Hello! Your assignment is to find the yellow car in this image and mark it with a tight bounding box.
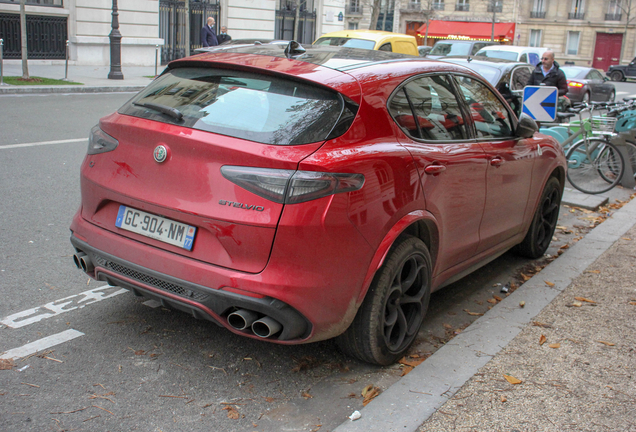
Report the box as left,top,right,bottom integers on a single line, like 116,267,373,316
313,30,419,56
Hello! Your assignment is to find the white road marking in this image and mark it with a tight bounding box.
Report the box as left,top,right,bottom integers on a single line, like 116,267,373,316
0,329,84,360
0,138,87,150
0,285,128,329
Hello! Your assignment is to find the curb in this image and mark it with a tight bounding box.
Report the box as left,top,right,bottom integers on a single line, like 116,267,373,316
0,85,147,95
333,197,636,432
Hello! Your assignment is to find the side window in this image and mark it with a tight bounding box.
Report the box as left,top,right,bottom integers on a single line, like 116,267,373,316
511,67,532,91
519,53,528,63
472,44,485,55
528,53,540,66
388,75,467,141
589,70,603,80
379,43,392,52
453,76,514,139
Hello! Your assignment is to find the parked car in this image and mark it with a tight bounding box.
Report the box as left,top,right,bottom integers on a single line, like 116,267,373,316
607,57,636,82
474,46,548,66
441,56,533,116
313,30,419,56
426,40,498,59
560,66,615,103
70,44,566,365
418,45,432,57
195,39,288,53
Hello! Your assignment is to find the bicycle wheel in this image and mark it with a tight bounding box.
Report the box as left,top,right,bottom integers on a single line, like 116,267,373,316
566,138,625,194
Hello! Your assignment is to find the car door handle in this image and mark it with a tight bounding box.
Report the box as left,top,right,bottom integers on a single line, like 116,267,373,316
490,157,504,167
424,164,446,175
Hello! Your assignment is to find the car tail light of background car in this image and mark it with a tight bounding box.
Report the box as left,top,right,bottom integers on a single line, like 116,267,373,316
567,80,584,88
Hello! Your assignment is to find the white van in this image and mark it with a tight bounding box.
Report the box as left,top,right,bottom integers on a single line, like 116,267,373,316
474,46,548,67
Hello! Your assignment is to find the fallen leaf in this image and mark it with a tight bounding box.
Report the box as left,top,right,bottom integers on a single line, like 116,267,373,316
443,323,453,329
539,335,547,346
629,301,636,306
549,343,560,349
223,406,240,420
361,384,373,397
519,301,525,308
500,395,507,403
622,237,632,241
464,309,484,316
567,302,583,308
598,341,615,346
301,391,313,399
362,387,380,406
264,397,275,403
493,295,503,301
399,357,426,368
521,273,532,281
0,359,15,370
545,281,555,287
574,297,596,303
487,298,498,304
585,270,601,274
532,321,552,328
559,244,570,250
504,375,522,385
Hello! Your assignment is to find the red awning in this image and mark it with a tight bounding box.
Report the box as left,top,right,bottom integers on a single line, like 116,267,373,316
416,21,515,42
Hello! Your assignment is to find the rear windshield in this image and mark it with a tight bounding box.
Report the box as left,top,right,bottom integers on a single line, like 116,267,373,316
313,37,376,50
430,43,471,56
119,67,346,146
478,50,518,61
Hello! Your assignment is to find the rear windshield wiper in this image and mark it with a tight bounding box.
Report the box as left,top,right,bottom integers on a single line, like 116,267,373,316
133,102,184,121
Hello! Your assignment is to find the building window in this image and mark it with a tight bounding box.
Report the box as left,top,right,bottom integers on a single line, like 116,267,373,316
531,0,547,18
606,0,623,20
529,29,542,47
408,0,421,10
569,0,585,19
567,31,580,55
432,1,445,10
455,0,469,11
348,22,359,30
487,0,503,13
347,0,362,14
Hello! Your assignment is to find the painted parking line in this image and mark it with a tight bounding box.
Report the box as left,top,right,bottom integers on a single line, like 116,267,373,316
0,329,84,360
0,285,127,329
0,138,87,150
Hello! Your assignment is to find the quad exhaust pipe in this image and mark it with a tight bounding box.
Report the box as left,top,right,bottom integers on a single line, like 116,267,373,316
227,309,282,338
73,252,94,273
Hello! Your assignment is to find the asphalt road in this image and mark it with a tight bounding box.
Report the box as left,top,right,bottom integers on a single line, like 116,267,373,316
0,86,635,432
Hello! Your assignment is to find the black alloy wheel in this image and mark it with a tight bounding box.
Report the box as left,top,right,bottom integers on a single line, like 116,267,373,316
336,236,431,365
513,177,562,259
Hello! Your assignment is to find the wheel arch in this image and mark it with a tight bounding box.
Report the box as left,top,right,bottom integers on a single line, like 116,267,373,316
356,210,439,305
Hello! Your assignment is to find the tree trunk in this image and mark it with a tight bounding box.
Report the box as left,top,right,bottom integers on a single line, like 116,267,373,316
20,0,29,79
294,0,300,41
369,0,382,30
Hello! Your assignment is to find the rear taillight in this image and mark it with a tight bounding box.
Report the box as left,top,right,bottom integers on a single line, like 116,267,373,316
221,166,365,204
87,125,119,155
567,80,584,88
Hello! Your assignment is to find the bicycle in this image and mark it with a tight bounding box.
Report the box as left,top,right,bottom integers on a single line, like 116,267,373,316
540,103,625,194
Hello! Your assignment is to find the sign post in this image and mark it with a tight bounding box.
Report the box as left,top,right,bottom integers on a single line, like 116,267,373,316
522,86,558,122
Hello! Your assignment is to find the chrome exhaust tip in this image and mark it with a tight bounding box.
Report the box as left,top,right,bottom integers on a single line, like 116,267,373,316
79,254,94,273
73,252,86,270
227,309,259,331
252,316,282,338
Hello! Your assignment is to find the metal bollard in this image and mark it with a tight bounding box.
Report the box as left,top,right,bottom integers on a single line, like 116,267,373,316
155,45,159,77
63,40,69,81
0,38,5,86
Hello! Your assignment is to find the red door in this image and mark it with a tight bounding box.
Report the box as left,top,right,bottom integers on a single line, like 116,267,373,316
593,33,623,71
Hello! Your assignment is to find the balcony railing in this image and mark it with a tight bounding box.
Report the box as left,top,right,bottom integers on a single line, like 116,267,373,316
605,13,622,20
0,0,62,5
487,4,503,12
568,12,585,19
530,11,546,18
455,3,469,11
407,2,421,10
346,5,363,14
432,2,445,10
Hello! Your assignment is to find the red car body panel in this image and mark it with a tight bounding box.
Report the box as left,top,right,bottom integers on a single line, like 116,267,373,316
70,50,567,345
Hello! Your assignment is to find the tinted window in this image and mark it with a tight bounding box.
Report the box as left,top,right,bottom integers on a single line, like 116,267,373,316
453,76,513,139
119,67,350,146
430,42,471,56
588,70,604,80
313,37,376,50
519,53,528,63
479,50,518,61
379,43,392,52
511,66,532,91
388,75,467,141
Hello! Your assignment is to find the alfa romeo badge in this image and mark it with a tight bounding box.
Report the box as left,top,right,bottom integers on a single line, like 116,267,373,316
153,145,168,163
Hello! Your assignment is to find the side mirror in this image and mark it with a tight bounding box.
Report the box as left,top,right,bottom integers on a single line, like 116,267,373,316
516,113,538,138
604,76,610,82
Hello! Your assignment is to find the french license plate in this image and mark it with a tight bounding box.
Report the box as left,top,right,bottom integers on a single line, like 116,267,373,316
115,206,196,251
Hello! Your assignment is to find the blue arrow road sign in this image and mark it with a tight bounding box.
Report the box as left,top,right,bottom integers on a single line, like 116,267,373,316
522,86,558,122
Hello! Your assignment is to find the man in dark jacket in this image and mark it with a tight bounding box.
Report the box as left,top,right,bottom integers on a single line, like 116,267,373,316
526,50,568,96
201,17,218,47
217,26,231,44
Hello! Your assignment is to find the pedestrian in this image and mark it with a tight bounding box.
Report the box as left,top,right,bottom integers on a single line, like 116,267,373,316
526,50,568,97
217,26,232,45
201,17,218,47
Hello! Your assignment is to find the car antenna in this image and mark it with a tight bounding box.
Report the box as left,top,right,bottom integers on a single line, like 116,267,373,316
467,56,472,62
284,41,306,59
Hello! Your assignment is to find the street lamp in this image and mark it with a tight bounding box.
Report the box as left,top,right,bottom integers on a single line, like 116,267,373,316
108,0,124,80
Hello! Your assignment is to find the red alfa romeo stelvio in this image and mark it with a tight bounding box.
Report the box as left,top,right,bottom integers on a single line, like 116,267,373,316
70,43,566,365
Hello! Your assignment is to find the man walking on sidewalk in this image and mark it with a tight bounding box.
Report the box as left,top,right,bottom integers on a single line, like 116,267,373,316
201,17,218,47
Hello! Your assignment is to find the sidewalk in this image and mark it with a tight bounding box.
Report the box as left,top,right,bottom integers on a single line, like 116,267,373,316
335,196,636,432
0,61,158,94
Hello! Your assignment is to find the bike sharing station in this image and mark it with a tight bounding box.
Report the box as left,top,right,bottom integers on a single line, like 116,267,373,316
523,85,636,192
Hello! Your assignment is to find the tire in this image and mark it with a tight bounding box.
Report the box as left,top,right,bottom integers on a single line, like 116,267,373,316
582,92,590,104
513,177,562,259
566,138,625,194
610,71,624,82
608,90,616,103
336,236,431,365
